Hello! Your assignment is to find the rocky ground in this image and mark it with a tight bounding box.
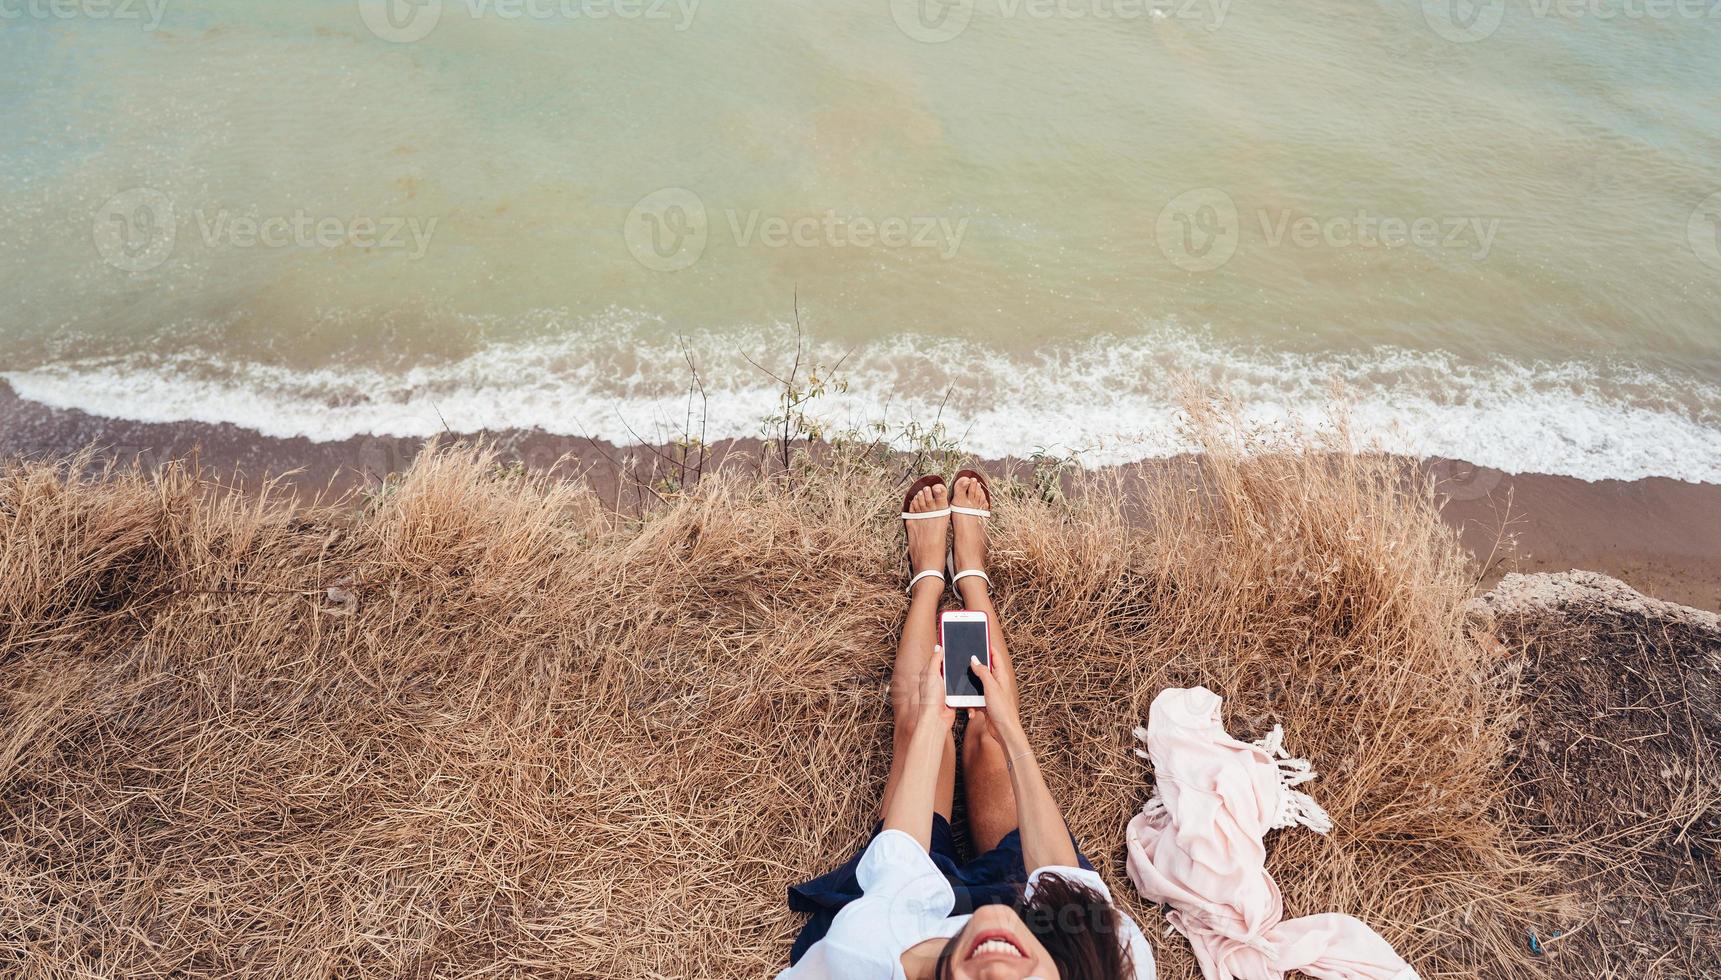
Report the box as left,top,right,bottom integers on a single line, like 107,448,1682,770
1473,572,1721,978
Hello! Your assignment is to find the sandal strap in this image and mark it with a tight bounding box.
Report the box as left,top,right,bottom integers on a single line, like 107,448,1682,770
906,568,945,594
949,506,991,518
951,569,991,588
901,508,952,520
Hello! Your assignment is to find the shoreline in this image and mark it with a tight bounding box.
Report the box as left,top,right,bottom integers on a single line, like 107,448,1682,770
4,380,1718,611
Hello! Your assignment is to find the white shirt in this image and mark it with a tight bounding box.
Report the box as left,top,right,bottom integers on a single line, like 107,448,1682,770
778,829,1156,980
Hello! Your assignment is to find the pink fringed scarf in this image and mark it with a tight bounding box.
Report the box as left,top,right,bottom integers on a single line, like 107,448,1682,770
1125,687,1418,980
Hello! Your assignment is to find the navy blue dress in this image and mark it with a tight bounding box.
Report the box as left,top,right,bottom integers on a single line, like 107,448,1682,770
786,814,1096,965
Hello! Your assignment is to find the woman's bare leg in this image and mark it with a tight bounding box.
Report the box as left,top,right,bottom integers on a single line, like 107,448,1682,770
951,473,1019,853
881,481,956,821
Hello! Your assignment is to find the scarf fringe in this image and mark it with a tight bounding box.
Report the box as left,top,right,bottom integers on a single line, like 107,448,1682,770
1253,725,1333,834
1134,723,1331,835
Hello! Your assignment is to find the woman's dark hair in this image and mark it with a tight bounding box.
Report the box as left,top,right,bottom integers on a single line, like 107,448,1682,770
935,873,1133,979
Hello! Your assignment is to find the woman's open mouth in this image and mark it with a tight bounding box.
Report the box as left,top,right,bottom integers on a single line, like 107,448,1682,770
965,930,1028,961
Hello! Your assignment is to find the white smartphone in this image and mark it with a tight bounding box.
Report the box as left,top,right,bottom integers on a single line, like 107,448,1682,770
939,610,991,708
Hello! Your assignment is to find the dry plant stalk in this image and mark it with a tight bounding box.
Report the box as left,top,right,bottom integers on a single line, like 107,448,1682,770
1,416,1560,978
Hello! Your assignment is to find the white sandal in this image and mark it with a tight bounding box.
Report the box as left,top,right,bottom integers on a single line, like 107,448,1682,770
950,565,992,591
906,567,947,595
948,468,993,594
900,475,951,595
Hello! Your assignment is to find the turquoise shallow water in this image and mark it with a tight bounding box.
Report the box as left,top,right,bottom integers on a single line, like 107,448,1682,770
2,0,1721,478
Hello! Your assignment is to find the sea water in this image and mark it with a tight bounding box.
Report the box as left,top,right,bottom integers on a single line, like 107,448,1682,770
3,0,1720,480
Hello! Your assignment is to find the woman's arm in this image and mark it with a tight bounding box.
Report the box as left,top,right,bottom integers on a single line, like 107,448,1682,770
881,647,957,850
969,657,1080,871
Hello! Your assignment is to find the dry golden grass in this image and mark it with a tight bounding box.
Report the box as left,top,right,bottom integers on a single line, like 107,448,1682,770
0,417,1563,978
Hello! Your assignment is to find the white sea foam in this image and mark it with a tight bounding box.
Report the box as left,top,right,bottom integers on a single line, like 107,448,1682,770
5,328,1720,484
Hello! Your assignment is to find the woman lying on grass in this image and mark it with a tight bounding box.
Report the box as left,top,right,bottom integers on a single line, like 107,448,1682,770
780,472,1155,980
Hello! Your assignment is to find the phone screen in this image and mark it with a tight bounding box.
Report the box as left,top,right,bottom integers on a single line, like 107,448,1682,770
942,619,989,699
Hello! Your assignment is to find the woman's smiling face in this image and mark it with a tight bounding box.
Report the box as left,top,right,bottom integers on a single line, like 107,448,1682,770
945,904,1059,980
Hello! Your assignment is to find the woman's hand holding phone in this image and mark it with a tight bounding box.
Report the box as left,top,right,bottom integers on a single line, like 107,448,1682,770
966,656,1023,740
914,646,957,733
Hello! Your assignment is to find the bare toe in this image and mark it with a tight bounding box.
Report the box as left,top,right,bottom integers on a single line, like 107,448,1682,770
905,481,949,576
951,476,989,587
